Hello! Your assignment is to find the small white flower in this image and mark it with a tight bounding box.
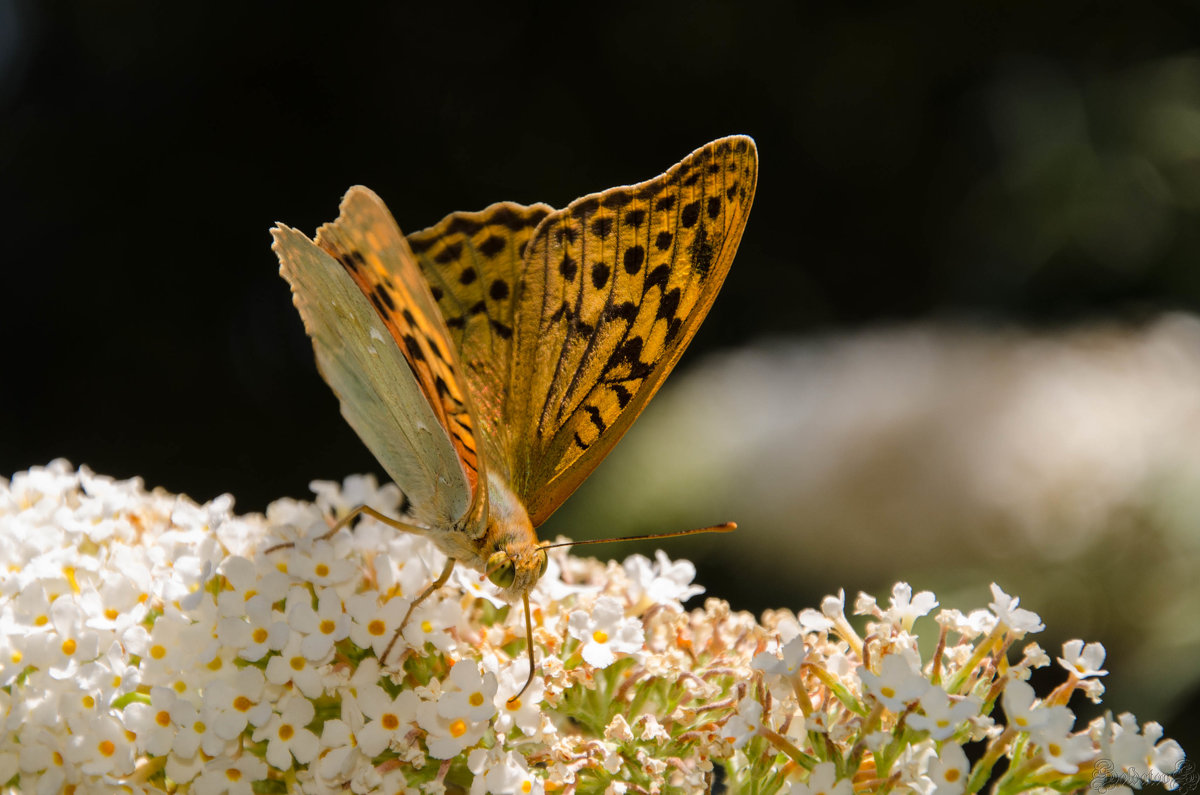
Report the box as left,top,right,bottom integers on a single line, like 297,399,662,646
64,713,134,777
821,589,846,620
926,742,969,795
204,665,272,740
357,684,420,757
251,694,320,771
346,592,409,657
622,550,704,607
1058,639,1108,679
492,658,545,737
883,582,939,631
232,593,289,662
788,761,853,795
936,607,995,639
722,696,764,749
988,584,1044,636
120,685,180,756
859,654,930,712
416,697,486,760
438,660,498,724
265,634,326,698
401,596,458,654
567,596,644,668
1001,678,1055,734
908,687,982,741
753,635,809,678
286,540,357,587
468,747,544,795
1032,709,1094,775
288,586,351,660
191,753,269,795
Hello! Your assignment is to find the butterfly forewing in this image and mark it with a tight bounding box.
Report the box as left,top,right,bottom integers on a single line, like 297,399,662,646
272,223,475,530
406,202,554,471
509,135,758,525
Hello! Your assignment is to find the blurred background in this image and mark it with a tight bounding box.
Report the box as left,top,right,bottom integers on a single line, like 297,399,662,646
2,0,1198,757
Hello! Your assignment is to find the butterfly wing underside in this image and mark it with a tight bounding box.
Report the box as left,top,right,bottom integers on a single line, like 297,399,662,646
510,135,758,525
405,201,554,471
272,194,484,532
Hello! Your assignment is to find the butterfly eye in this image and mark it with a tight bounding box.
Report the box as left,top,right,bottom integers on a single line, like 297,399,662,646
486,551,516,588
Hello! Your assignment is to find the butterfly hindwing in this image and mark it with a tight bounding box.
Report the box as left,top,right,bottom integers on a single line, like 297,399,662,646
509,135,758,525
272,220,476,531
406,201,553,470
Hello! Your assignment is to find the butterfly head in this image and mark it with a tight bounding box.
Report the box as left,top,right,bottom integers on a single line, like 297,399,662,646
484,545,548,596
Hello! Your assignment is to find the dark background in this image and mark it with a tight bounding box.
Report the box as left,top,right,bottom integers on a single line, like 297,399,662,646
4,0,1199,759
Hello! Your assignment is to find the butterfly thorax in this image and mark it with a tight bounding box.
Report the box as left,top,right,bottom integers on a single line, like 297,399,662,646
477,472,546,599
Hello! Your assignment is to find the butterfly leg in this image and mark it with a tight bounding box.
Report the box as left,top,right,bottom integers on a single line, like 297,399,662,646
379,557,456,664
264,504,425,554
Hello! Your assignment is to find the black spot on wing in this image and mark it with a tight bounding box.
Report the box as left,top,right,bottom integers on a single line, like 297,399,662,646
591,262,610,289
585,405,607,433
655,195,675,212
446,216,483,236
479,235,506,258
601,189,632,209
591,216,613,239
623,245,645,274
435,243,462,265
559,253,577,281
489,279,509,300
403,334,424,361
655,231,673,251
644,264,670,293
681,201,700,229
459,267,478,285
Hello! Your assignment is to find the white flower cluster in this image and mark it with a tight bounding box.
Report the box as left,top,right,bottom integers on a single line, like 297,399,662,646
727,584,1188,795
0,461,1188,795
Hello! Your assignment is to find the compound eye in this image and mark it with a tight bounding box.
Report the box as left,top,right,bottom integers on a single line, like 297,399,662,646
486,551,516,588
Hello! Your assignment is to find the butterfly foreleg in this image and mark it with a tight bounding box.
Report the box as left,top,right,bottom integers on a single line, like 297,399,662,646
264,503,426,554
380,556,456,664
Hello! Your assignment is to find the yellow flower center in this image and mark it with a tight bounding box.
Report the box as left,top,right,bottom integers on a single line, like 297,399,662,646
61,638,77,656
150,644,166,660
97,740,115,757
382,713,399,730
252,628,268,643
944,769,962,783
315,563,330,578
278,723,294,741
290,656,305,671
320,619,336,635
449,719,467,738
155,710,171,727
226,768,242,782
368,619,385,636
233,696,253,712
469,692,484,707
592,630,609,644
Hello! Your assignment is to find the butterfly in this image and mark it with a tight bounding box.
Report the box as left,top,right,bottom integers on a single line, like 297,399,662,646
271,135,757,692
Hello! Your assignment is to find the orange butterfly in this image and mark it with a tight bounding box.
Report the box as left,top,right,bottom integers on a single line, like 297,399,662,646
272,136,756,694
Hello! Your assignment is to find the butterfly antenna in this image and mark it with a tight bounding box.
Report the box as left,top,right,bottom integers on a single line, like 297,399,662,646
538,521,737,551
508,593,536,704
